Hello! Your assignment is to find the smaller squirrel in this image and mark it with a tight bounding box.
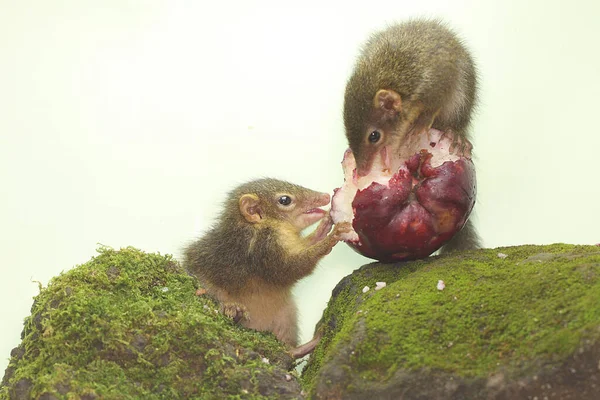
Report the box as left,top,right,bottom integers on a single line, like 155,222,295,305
183,178,350,353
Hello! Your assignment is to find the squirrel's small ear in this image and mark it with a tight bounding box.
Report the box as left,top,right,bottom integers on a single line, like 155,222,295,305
373,89,402,114
239,194,262,223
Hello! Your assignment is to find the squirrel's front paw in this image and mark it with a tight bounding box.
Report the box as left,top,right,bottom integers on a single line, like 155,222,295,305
439,130,472,157
221,302,249,323
333,222,354,240
311,214,334,243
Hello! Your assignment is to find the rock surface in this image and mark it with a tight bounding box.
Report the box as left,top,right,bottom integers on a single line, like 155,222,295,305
3,244,599,400
302,244,600,399
0,247,301,399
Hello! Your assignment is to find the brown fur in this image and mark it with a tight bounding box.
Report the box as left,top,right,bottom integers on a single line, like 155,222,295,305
344,18,477,153
183,178,349,347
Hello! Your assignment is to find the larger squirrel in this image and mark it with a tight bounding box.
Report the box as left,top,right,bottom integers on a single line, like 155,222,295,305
344,18,481,252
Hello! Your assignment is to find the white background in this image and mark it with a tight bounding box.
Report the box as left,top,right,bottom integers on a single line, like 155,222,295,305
1,0,599,373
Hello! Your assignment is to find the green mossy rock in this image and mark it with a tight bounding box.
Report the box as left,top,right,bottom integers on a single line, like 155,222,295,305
302,244,600,399
0,247,301,400
3,244,600,399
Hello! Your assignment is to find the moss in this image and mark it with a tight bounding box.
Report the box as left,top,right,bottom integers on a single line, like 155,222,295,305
4,244,599,398
302,244,600,394
1,247,300,399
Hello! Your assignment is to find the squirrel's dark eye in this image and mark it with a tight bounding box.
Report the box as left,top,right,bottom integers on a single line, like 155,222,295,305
368,130,381,143
278,196,292,206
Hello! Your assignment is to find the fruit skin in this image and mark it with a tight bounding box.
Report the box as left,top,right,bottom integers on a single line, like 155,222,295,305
351,151,476,262
331,130,476,262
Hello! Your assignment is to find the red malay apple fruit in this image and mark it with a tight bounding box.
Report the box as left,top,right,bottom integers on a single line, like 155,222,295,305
330,128,476,262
